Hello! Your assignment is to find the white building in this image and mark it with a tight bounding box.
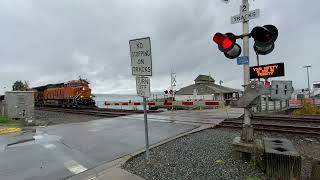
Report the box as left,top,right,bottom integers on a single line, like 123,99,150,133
175,75,240,102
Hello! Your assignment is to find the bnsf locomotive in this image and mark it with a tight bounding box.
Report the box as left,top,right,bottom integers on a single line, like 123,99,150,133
33,79,95,108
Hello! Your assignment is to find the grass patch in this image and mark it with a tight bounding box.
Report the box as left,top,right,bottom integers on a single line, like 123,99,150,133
0,116,10,123
291,102,320,116
0,116,24,127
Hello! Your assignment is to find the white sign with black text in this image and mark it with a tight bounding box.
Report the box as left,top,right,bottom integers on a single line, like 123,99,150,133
136,76,151,98
129,37,152,76
231,9,260,24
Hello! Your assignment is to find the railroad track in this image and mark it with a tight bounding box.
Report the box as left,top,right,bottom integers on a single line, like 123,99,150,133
218,115,320,136
36,107,159,118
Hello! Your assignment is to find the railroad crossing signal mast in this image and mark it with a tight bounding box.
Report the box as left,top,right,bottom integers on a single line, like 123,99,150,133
171,71,176,99
213,0,278,142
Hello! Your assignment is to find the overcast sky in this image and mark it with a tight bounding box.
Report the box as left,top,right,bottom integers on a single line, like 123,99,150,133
0,0,319,94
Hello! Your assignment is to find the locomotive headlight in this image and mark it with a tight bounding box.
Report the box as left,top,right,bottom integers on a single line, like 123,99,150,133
82,87,85,91
81,96,84,98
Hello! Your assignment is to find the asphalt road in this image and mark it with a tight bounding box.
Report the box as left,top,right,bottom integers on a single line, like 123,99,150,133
0,108,242,180
0,117,196,180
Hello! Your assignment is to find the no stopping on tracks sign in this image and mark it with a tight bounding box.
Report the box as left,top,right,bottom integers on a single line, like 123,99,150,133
129,37,152,76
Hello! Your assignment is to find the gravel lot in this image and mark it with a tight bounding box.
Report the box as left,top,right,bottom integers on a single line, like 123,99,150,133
123,128,266,180
123,128,320,180
34,110,102,125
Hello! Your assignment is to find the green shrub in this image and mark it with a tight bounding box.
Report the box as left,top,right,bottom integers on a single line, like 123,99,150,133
0,116,10,124
291,102,320,116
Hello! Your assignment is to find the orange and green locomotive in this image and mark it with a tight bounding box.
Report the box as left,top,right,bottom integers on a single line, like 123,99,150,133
33,79,95,108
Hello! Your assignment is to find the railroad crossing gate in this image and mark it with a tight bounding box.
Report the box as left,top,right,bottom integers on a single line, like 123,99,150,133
271,80,294,100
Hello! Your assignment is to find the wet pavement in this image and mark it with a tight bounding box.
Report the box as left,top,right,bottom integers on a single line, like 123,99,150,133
0,108,242,180
127,108,243,125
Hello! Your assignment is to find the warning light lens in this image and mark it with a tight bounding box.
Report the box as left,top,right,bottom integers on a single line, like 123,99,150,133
222,38,233,49
213,33,233,49
264,81,271,86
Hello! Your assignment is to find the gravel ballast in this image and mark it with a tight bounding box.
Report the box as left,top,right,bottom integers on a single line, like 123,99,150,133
123,128,320,180
122,128,266,180
34,110,102,125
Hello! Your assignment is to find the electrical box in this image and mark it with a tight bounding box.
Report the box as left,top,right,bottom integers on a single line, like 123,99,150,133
5,91,34,119
271,81,294,100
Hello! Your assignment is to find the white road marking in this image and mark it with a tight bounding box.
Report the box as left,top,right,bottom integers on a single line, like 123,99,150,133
64,160,88,174
44,144,56,149
88,177,97,180
33,135,43,140
42,144,88,175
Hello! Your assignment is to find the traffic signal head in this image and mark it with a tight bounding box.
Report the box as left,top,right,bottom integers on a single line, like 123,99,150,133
212,32,241,59
251,24,278,55
213,33,234,51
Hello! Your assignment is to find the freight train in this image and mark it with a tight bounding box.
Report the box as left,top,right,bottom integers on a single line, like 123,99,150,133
33,79,95,108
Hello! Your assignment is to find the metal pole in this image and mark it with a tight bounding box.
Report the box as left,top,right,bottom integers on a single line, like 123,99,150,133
170,72,173,99
303,65,312,99
307,67,311,98
143,97,150,160
170,72,173,110
265,96,269,112
255,52,262,112
241,0,253,142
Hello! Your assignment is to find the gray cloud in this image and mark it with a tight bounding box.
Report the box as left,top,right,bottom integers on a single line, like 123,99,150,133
0,0,319,94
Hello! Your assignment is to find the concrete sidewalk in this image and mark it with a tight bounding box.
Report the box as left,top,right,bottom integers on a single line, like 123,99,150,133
85,167,144,180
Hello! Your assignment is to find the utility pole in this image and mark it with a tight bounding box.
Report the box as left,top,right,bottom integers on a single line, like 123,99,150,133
303,65,312,98
241,0,254,142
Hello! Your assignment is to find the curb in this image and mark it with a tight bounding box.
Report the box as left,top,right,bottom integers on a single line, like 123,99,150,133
66,124,215,180
0,127,22,135
0,125,41,135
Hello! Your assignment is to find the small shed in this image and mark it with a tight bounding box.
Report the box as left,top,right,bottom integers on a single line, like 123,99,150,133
5,91,35,119
175,75,240,102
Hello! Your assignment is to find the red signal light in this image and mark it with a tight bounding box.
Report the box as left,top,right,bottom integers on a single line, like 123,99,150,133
212,32,241,59
213,33,233,49
264,81,271,87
